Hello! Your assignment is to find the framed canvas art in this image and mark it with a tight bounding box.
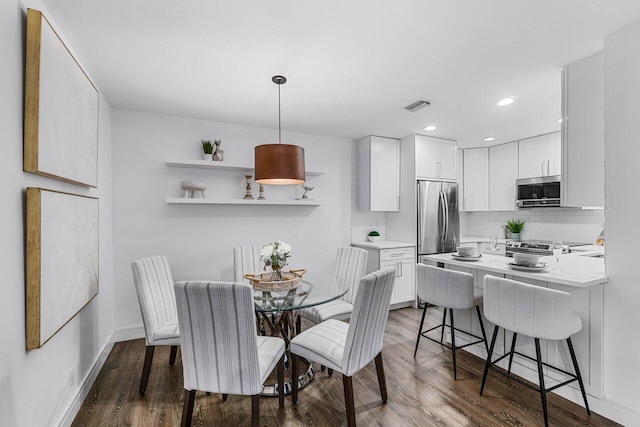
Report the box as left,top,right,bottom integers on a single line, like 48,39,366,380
24,9,99,188
26,188,99,349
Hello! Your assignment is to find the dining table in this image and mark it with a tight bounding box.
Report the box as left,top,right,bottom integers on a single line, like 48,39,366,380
252,271,348,396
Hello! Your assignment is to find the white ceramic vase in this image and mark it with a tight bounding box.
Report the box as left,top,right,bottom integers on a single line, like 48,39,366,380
203,153,213,161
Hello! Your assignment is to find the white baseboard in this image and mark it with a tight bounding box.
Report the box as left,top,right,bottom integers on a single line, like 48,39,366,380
112,324,145,342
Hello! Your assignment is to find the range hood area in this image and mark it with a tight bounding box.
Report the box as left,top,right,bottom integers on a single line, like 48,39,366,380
516,175,561,208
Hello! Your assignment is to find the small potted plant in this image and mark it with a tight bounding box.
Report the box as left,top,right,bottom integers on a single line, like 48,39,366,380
202,140,213,161
368,230,381,242
505,219,525,240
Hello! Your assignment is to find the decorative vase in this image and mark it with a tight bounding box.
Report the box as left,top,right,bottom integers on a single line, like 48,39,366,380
510,232,520,241
203,153,212,161
368,235,381,242
213,139,224,161
270,265,283,281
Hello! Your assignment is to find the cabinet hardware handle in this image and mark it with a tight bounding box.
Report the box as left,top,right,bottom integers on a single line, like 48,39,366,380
547,159,550,175
391,253,403,257
541,160,545,176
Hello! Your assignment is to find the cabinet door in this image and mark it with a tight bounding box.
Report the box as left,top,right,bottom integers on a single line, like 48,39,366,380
544,132,562,176
463,148,489,211
381,259,415,305
436,139,457,180
360,136,399,212
457,149,464,210
489,142,518,211
518,136,545,178
415,135,439,179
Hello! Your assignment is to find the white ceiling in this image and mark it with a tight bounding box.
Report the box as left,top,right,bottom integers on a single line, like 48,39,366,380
42,0,640,147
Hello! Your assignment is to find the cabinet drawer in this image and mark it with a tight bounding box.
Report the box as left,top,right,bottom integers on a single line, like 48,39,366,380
380,247,415,261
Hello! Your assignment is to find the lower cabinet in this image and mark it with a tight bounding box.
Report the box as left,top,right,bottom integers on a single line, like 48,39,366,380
357,246,416,307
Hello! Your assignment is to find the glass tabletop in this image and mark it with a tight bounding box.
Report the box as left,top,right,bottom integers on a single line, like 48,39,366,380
253,272,348,313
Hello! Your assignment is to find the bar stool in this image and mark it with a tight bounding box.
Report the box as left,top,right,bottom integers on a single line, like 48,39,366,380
480,275,590,427
414,264,488,380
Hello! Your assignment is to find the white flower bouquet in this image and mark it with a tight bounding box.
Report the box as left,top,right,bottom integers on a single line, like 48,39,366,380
260,240,292,280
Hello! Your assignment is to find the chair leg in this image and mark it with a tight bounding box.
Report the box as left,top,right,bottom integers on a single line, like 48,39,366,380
342,374,356,427
291,353,299,404
440,308,448,344
480,325,499,395
139,346,155,395
296,315,302,335
328,368,334,377
475,306,489,353
449,309,457,380
321,365,326,372
414,303,428,357
567,337,590,415
251,394,260,427
180,389,196,427
169,345,178,366
222,394,228,402
277,354,285,407
535,338,549,427
507,333,518,375
374,352,388,403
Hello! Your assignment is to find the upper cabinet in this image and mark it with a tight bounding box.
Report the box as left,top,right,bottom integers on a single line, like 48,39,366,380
463,148,489,211
358,136,400,212
414,135,457,181
490,142,518,211
561,52,604,208
518,132,561,179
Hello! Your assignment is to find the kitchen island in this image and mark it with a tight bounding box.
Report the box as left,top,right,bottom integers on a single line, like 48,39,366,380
421,252,607,405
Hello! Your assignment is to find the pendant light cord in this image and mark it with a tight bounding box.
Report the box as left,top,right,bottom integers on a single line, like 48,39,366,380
278,83,282,144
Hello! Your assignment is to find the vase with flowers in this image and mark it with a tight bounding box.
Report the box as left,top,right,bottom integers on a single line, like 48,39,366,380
260,240,292,281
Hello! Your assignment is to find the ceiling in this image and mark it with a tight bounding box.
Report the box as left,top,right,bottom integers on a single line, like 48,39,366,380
42,0,640,148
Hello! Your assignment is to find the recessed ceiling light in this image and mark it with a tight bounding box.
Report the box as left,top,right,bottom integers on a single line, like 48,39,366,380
557,118,563,123
424,125,437,131
496,97,515,107
483,137,496,142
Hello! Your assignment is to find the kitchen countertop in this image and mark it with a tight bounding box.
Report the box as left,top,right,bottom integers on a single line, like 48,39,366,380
460,236,507,244
352,240,416,250
422,252,607,288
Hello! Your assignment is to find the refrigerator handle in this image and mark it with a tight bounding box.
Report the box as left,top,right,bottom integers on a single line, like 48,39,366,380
443,191,449,241
417,182,422,254
439,191,446,242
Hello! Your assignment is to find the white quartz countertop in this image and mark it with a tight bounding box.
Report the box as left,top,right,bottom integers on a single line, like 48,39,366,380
460,236,508,244
352,240,416,250
422,252,607,288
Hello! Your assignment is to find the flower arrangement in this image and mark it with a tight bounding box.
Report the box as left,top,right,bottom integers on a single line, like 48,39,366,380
260,240,292,281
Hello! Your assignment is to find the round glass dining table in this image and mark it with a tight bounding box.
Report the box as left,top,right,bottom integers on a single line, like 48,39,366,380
252,272,348,396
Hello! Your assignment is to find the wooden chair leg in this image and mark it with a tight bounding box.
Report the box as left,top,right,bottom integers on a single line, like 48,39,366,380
277,354,285,407
507,333,518,375
567,337,590,415
291,353,299,404
180,389,196,427
475,306,489,353
139,346,155,395
374,352,388,403
251,394,260,427
328,368,334,377
449,309,457,380
480,325,499,395
169,345,178,366
342,374,356,427
320,365,326,372
534,338,549,427
414,303,428,357
222,394,228,401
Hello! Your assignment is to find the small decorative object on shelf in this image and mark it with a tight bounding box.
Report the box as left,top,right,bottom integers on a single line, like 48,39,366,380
297,183,315,200
367,230,381,242
258,183,266,200
213,139,224,161
260,240,292,281
202,140,213,161
180,181,206,198
243,175,254,199
505,219,525,240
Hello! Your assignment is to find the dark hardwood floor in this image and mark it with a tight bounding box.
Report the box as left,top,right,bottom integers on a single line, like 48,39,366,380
72,307,618,426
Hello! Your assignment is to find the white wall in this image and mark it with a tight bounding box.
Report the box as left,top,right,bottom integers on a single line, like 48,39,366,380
111,110,352,332
603,20,640,419
0,2,114,426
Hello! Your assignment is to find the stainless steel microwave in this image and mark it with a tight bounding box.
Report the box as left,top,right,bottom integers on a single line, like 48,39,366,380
516,175,561,208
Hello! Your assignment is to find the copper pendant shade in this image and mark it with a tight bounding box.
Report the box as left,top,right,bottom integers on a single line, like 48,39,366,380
254,75,306,185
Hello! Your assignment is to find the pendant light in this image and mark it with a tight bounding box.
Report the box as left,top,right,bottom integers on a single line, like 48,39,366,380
254,75,305,185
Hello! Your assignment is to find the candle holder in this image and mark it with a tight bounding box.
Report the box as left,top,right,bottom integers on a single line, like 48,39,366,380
258,184,266,200
243,175,254,200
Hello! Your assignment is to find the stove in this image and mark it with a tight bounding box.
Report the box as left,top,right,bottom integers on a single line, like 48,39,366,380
505,240,574,257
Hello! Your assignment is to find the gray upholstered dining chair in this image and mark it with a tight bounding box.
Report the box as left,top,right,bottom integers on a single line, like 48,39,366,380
480,275,590,427
299,246,368,324
174,281,286,427
233,245,263,283
414,264,488,380
290,267,396,427
131,255,181,395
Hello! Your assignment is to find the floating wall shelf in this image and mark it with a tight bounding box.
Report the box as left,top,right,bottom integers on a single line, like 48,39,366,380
166,198,323,206
166,159,326,176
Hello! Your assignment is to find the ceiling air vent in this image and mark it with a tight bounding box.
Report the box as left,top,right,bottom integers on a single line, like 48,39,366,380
404,99,431,112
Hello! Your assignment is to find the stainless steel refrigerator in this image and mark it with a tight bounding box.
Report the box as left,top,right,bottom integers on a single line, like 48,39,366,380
417,180,459,255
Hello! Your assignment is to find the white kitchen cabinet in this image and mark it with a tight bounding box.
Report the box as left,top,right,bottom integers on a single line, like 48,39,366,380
561,51,604,208
457,149,464,209
358,136,400,211
415,134,457,181
489,142,518,211
462,148,489,211
356,245,416,307
518,132,561,179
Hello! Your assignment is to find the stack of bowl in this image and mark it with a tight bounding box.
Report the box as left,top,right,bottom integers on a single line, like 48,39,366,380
512,253,540,267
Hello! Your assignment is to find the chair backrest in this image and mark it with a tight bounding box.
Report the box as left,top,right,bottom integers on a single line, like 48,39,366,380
342,267,396,377
416,264,475,309
334,246,368,304
174,281,262,395
131,255,178,345
233,245,263,283
483,275,579,341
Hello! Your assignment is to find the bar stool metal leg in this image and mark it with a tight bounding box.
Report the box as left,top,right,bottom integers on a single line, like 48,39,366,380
534,338,549,427
449,309,457,380
567,337,590,415
414,303,429,357
440,308,448,344
507,333,518,375
475,306,489,353
480,325,499,395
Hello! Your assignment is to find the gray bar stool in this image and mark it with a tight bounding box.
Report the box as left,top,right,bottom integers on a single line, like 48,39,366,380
480,275,590,427
414,264,488,380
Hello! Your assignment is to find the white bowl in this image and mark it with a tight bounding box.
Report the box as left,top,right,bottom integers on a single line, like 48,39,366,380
513,253,540,267
457,246,477,257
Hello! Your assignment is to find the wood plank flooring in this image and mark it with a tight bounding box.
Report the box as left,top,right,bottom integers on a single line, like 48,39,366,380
72,307,618,426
